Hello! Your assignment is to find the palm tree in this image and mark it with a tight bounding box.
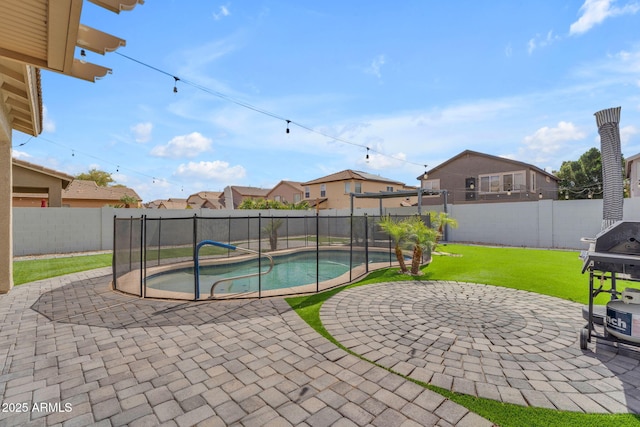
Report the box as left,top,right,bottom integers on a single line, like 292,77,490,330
406,216,438,275
428,211,458,250
378,215,410,274
263,218,284,251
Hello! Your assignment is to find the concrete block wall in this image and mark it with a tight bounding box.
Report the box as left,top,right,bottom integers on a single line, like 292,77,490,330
12,199,640,256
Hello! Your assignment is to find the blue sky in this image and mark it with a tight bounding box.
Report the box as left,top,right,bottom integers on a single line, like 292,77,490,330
11,0,640,202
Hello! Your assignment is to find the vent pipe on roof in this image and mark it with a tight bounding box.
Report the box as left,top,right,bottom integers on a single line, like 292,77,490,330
594,107,623,230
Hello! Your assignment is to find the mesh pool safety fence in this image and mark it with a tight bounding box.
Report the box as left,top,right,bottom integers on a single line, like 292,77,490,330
113,214,428,300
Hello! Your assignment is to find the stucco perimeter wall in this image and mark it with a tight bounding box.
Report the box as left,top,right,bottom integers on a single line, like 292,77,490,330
12,208,380,256
12,199,640,255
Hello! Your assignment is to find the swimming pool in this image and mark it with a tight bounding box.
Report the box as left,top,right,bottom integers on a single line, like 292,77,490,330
145,249,394,297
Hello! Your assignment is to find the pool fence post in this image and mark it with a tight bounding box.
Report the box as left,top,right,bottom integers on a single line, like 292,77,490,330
140,216,145,298
258,213,262,298
364,214,369,273
227,216,231,257
349,214,353,282
157,217,162,266
112,215,117,291
128,216,133,271
316,212,319,293
193,214,198,301
142,215,147,298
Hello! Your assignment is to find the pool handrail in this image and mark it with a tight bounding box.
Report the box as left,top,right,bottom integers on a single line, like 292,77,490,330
194,240,274,299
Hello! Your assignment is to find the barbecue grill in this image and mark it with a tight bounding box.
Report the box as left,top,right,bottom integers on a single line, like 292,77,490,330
580,220,640,349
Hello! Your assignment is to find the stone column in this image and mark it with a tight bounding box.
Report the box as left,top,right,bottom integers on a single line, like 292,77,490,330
0,103,13,294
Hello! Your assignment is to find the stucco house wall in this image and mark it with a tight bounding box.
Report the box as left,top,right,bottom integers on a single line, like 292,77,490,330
420,150,559,205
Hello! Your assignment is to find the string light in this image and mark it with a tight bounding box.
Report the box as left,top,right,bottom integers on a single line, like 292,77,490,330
114,51,428,169
365,147,370,162
173,76,179,93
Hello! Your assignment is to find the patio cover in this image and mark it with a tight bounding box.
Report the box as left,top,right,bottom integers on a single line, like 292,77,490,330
0,0,143,294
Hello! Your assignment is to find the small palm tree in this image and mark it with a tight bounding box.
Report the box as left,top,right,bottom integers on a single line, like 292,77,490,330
263,218,284,251
428,211,458,250
406,216,438,275
378,215,410,274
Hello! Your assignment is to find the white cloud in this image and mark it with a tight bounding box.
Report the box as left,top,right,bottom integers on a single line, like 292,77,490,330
365,54,386,79
528,30,560,55
131,122,153,143
213,5,230,20
570,0,640,35
621,125,640,144
520,121,587,163
362,151,407,171
505,43,513,58
11,149,31,159
42,105,55,133
174,160,246,181
150,132,213,158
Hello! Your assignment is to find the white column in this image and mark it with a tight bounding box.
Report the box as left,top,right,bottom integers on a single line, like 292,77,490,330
0,103,13,294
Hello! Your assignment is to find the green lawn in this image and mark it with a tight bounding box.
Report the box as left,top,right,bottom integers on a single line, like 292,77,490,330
13,254,112,285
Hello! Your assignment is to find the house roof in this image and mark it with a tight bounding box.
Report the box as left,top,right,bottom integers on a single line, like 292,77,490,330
63,180,141,201
419,150,559,181
303,170,406,186
230,186,270,197
158,200,188,209
267,180,304,197
12,157,74,188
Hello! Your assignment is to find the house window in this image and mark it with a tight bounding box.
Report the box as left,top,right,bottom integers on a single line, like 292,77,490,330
320,184,326,197
479,171,526,193
355,182,362,193
304,186,310,198
274,195,281,202
530,171,536,192
294,193,301,203
422,179,440,191
344,182,351,194
386,186,394,192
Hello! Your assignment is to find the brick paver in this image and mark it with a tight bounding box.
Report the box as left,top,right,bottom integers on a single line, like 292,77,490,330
321,281,640,414
0,270,492,426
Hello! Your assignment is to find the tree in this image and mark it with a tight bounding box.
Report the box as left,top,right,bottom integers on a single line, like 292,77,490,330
238,198,310,210
76,168,114,187
555,148,625,200
428,211,458,250
405,216,438,275
378,216,410,274
263,218,284,251
119,194,138,208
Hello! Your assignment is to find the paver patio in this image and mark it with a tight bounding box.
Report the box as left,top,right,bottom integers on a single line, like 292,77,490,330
321,281,640,414
2,269,640,426
1,269,490,426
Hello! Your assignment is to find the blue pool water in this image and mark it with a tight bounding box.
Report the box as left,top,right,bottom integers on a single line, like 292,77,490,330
145,250,394,295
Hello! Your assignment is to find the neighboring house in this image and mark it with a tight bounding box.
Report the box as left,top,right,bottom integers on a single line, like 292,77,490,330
626,152,640,198
146,200,164,209
418,150,559,205
301,169,418,210
267,181,304,205
64,180,142,208
187,191,224,209
14,179,142,208
158,198,188,209
222,186,270,209
12,158,74,207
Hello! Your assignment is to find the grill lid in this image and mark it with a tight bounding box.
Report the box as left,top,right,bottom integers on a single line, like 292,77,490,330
581,221,640,278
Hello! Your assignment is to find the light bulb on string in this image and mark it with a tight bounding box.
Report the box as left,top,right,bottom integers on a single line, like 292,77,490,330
286,120,291,134
173,76,179,93
366,147,370,162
